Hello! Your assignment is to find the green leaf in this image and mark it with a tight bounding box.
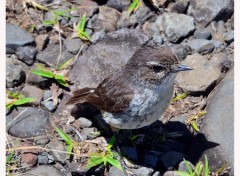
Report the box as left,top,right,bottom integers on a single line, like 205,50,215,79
6,151,14,164
191,121,200,132
55,75,69,87
194,162,203,176
31,70,55,78
6,103,14,109
67,144,73,156
175,171,191,176
42,20,56,26
79,14,86,32
57,57,74,70
80,31,91,40
128,0,139,14
184,159,193,175
172,92,188,101
107,136,116,150
56,127,73,145
106,157,122,170
204,155,210,176
14,98,35,106
87,156,104,168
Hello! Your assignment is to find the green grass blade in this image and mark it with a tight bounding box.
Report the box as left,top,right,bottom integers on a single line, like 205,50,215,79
128,0,138,14
107,136,116,149
13,98,35,106
81,31,91,40
106,157,122,170
204,155,210,176
55,75,69,87
191,121,200,132
67,144,73,157
6,151,14,164
56,127,73,145
87,156,104,168
194,162,203,176
31,70,55,78
57,57,74,70
79,14,86,32
172,92,188,101
184,159,193,175
42,20,55,26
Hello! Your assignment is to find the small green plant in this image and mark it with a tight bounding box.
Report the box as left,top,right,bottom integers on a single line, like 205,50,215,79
186,111,207,132
172,92,188,102
6,150,17,176
56,127,77,156
31,63,72,87
128,0,141,15
176,155,210,176
74,14,91,41
6,91,35,109
87,136,122,170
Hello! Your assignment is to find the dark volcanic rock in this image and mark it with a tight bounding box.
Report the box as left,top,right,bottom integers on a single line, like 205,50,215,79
7,107,52,138
23,165,64,176
68,28,150,91
15,46,37,65
6,23,35,52
6,64,25,88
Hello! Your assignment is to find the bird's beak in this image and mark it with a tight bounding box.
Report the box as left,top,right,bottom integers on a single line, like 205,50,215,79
173,64,193,72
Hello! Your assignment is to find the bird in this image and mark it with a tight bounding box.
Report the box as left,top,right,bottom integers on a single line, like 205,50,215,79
66,44,192,175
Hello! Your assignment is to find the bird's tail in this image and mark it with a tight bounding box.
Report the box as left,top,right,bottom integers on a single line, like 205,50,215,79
66,87,95,105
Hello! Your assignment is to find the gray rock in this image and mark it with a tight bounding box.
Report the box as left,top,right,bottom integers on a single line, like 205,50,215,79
188,0,234,27
15,46,37,65
6,47,15,54
42,100,57,112
210,39,224,48
163,171,179,176
198,43,215,55
6,23,35,52
43,10,69,26
175,53,222,94
156,13,195,43
35,34,49,51
132,167,154,176
38,152,49,164
109,166,125,176
6,107,51,138
21,85,44,106
64,38,82,54
224,30,234,44
187,39,211,51
77,0,98,17
23,165,64,176
43,90,53,101
169,0,189,14
178,160,194,172
91,30,105,44
36,44,74,66
194,28,212,39
68,28,150,90
76,117,93,128
209,21,226,42
153,35,163,45
47,141,68,162
201,69,234,174
6,64,25,88
81,127,97,140
93,7,120,32
169,44,191,61
152,171,161,176
121,147,138,161
106,0,130,11
158,151,186,170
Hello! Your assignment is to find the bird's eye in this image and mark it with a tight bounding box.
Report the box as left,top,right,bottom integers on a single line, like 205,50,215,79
152,65,164,73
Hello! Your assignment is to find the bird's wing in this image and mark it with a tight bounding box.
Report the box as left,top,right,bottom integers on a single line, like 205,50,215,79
67,75,134,113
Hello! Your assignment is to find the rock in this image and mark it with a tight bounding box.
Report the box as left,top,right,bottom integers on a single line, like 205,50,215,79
68,28,149,90
36,44,74,66
15,46,37,65
21,85,44,106
47,141,68,162
35,34,49,51
23,165,64,176
156,13,195,43
175,53,222,94
143,154,158,168
153,35,163,45
163,171,179,176
41,100,57,112
169,44,191,61
210,21,226,41
93,7,121,32
186,39,211,51
178,160,194,172
224,30,234,44
81,127,97,140
43,10,69,26
121,147,138,161
106,0,130,11
187,0,234,27
35,136,50,146
43,90,53,101
109,166,125,176
75,117,93,128
6,64,25,88
38,152,49,164
64,38,82,54
91,30,105,44
169,0,189,14
194,28,212,39
132,167,154,176
200,69,233,174
158,151,186,170
77,0,98,17
198,43,215,55
152,171,161,176
6,107,52,138
6,23,35,52
22,152,38,166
